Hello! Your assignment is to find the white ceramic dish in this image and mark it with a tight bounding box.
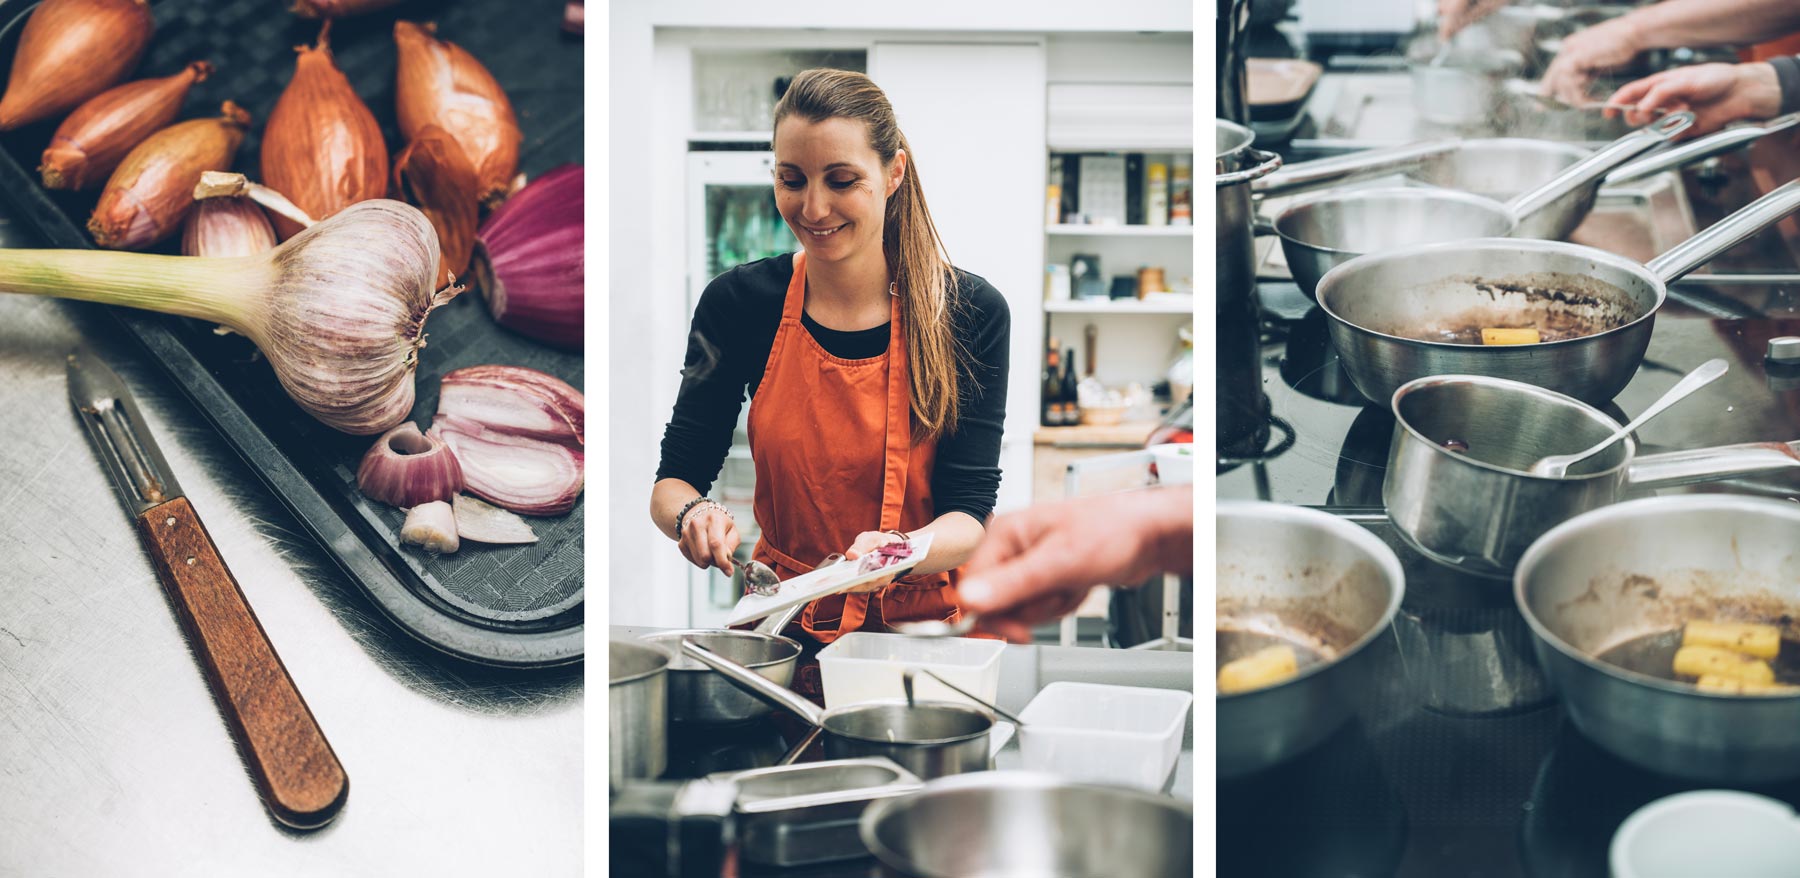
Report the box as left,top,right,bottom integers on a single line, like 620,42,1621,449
816,631,1005,709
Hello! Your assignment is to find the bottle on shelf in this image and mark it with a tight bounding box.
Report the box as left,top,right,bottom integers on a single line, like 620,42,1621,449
1041,340,1064,428
1146,156,1169,227
1169,153,1192,226
1061,348,1080,424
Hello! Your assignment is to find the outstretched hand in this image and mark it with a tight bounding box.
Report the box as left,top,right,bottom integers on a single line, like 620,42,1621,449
1606,62,1782,135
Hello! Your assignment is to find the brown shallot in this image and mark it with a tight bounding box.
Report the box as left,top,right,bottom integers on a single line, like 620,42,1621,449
0,0,154,131
431,366,583,516
0,199,448,434
358,421,463,508
262,22,387,240
89,102,251,250
394,125,479,290
42,61,212,191
393,21,521,208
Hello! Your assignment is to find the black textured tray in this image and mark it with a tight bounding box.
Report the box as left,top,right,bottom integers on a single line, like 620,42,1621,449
0,0,584,667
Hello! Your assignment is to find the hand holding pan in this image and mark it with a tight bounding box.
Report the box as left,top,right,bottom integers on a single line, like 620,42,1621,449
1315,178,1800,407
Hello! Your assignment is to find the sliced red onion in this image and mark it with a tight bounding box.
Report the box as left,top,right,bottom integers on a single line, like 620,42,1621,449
454,494,538,544
432,364,583,515
438,365,584,446
401,501,459,553
472,164,582,350
357,421,463,508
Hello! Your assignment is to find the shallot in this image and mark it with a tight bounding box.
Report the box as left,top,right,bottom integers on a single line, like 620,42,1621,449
394,126,480,289
0,200,448,434
454,494,538,544
89,102,251,250
0,0,153,130
357,422,463,508
42,61,212,191
431,366,583,516
401,502,459,553
262,22,387,240
472,165,583,349
394,21,521,208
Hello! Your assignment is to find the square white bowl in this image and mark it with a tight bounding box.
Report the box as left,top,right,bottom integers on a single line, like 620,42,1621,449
816,632,1006,709
1017,681,1193,790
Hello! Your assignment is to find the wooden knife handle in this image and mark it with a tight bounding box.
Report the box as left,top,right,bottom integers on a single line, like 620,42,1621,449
138,496,348,829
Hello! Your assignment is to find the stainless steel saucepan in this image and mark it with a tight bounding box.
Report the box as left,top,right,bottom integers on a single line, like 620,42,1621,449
611,638,673,792
681,640,996,780
1516,495,1800,783
1275,114,1691,297
1316,179,1800,405
637,600,807,725
1384,374,1800,579
1217,502,1404,777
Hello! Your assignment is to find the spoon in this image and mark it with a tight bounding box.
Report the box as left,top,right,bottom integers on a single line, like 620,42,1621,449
1528,358,1729,477
917,668,1027,727
742,559,782,597
893,613,979,638
902,668,917,709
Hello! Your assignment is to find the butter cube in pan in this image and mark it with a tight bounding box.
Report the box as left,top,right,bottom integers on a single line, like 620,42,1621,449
1672,645,1776,685
1681,621,1781,661
1218,644,1299,695
1694,674,1800,695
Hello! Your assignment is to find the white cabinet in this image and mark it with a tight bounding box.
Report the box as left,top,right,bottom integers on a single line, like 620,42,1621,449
871,41,1048,515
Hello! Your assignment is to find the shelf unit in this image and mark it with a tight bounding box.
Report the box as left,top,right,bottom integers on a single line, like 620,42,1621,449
1046,296,1193,315
1047,224,1192,237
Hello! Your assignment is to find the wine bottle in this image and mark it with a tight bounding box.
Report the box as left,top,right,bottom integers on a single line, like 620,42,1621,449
1041,340,1063,428
1062,348,1080,425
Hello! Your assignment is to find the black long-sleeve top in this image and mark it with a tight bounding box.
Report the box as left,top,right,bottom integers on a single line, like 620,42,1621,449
657,253,1010,524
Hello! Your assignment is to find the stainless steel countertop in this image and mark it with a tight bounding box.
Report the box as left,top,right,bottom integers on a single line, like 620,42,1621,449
0,216,582,877
609,624,1195,801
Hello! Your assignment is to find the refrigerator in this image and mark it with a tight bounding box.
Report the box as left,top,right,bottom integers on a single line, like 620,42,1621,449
685,151,797,626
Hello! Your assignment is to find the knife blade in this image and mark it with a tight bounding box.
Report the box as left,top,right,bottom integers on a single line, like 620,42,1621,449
67,348,348,830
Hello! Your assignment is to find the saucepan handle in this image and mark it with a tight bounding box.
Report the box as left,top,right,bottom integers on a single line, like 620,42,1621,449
1646,180,1800,283
1505,112,1693,221
1606,112,1800,186
681,639,825,726
1251,139,1458,196
1217,147,1284,187
1626,440,1800,489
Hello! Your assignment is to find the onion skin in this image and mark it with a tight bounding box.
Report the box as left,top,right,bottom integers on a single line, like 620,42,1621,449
432,365,584,515
291,0,404,18
89,102,251,251
43,61,212,191
394,21,521,208
357,421,463,508
394,125,479,289
263,23,388,241
473,165,583,350
182,196,276,259
0,0,154,131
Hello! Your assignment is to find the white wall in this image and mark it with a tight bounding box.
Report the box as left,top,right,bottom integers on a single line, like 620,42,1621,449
609,5,1194,627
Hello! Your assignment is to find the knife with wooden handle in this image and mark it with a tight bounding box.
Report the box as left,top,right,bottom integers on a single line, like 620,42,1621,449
67,348,348,830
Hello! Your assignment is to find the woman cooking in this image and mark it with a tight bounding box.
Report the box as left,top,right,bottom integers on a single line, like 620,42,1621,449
650,68,1010,697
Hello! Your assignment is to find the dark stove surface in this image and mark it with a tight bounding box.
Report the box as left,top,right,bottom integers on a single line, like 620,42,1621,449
1219,285,1800,876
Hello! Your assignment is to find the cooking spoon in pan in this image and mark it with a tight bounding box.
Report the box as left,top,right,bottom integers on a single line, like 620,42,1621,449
1528,358,1728,477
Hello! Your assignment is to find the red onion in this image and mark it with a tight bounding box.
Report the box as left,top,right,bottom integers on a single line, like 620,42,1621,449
472,164,583,350
357,421,463,507
431,365,583,516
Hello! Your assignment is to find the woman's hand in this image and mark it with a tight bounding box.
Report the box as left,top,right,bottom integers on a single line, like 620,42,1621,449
1607,62,1782,135
957,487,1192,643
1438,0,1512,42
678,503,740,576
842,530,905,593
1540,16,1646,105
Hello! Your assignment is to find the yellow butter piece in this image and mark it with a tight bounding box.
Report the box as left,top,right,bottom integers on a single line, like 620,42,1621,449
1682,620,1781,661
1218,644,1299,695
1481,327,1541,346
1673,645,1775,684
1694,674,1799,695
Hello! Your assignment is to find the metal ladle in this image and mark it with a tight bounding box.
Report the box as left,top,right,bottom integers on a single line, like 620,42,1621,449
1528,358,1729,477
909,668,1027,728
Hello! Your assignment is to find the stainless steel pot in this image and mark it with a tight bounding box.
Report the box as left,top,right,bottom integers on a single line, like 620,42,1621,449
1217,119,1281,302
610,638,671,791
1218,119,1282,461
638,600,807,725
1316,179,1800,405
1276,113,1692,297
681,639,995,780
1217,502,1404,777
858,772,1193,878
1412,47,1524,128
1385,374,1800,579
1515,495,1800,782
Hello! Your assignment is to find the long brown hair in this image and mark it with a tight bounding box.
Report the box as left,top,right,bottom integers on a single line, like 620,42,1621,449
774,68,963,441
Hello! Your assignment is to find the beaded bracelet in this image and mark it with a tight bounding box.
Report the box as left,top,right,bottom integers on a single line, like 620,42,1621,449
676,497,730,534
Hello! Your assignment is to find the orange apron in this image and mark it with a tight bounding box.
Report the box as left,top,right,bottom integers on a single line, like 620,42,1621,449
746,252,962,695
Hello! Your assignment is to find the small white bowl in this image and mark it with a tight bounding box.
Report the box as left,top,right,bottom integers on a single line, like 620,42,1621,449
1610,790,1800,878
1149,442,1194,486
